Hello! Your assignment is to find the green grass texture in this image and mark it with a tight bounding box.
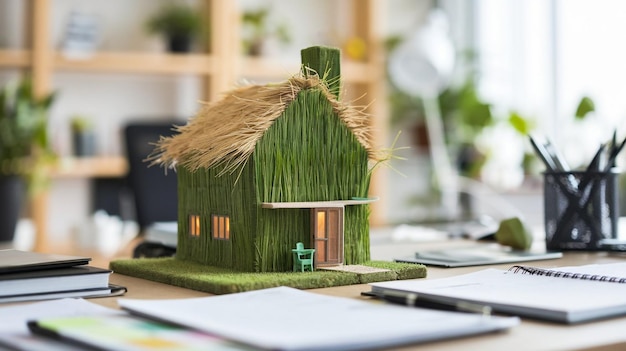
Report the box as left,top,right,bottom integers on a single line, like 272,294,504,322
110,258,426,295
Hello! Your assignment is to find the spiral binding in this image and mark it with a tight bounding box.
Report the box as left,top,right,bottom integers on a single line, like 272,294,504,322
509,265,626,284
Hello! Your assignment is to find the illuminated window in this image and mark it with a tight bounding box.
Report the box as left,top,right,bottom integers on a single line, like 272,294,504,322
212,214,230,240
189,214,201,238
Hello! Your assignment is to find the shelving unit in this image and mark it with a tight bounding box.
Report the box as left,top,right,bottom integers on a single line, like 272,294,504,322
1,0,387,251
50,157,128,178
0,49,30,67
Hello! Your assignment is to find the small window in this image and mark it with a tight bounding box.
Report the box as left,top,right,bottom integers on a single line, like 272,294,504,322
189,214,201,238
212,214,230,240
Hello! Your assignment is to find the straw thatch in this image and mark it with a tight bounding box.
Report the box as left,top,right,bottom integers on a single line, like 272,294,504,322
153,75,374,174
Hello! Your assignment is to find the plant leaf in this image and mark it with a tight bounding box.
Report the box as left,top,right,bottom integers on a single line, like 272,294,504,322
508,111,531,135
575,96,595,120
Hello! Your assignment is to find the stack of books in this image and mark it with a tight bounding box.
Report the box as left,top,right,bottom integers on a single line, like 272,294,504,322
0,249,126,303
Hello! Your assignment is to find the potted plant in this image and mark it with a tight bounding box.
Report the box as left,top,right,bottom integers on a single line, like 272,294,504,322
146,3,202,53
385,36,511,178
0,78,56,243
70,115,96,157
241,7,291,56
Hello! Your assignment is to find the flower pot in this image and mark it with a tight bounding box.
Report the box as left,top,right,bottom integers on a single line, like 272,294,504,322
167,34,192,53
247,39,264,56
0,175,24,243
72,131,97,157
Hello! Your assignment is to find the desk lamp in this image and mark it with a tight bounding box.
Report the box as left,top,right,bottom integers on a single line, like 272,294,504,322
388,9,458,220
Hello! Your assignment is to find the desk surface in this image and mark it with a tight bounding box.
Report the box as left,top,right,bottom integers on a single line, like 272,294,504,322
96,238,626,351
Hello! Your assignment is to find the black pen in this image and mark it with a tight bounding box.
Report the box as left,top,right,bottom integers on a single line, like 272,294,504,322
545,138,570,171
587,144,606,172
610,130,617,167
379,290,492,317
530,135,578,188
529,135,557,172
606,135,626,171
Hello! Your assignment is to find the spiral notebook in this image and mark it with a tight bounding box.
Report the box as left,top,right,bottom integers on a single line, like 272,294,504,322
369,262,626,324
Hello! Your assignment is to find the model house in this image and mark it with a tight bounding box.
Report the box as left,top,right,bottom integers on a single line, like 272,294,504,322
155,47,377,272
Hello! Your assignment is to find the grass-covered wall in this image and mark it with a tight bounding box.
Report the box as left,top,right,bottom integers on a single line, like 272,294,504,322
177,164,259,271
253,88,371,266
344,205,371,263
255,208,311,272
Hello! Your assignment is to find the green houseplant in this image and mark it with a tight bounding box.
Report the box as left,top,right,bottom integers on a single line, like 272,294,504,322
385,36,533,179
146,3,202,53
387,71,497,178
241,7,291,56
0,78,55,242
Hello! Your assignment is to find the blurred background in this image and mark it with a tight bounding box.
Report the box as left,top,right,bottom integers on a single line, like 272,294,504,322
1,0,625,255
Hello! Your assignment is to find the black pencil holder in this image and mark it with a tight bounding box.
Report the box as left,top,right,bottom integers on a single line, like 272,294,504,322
544,170,620,250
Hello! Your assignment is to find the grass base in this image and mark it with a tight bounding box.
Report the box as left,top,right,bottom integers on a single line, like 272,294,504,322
109,258,427,295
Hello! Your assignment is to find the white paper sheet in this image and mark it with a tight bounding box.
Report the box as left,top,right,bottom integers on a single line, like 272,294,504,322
119,286,519,351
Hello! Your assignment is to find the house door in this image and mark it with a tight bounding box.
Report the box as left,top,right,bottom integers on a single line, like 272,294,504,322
311,208,344,266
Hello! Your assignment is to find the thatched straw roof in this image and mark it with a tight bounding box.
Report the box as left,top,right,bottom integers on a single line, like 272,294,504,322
153,75,373,173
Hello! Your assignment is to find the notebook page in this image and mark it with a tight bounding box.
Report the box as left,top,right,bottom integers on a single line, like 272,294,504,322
372,268,626,313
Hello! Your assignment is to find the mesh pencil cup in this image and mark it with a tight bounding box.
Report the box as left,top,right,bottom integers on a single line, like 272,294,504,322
544,170,620,250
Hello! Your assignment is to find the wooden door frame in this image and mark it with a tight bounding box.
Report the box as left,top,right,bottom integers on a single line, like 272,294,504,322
310,207,344,266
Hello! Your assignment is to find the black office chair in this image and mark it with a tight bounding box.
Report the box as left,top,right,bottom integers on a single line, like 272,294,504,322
124,121,179,258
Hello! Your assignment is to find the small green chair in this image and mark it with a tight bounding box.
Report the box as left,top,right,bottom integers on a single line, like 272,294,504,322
292,242,315,272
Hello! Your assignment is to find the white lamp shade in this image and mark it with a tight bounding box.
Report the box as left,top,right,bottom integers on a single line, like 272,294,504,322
388,9,455,98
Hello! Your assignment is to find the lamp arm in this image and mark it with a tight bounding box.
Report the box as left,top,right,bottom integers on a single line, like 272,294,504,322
423,96,459,219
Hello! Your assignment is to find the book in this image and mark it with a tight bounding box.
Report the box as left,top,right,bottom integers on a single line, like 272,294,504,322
0,284,127,304
118,286,519,351
0,265,112,298
395,244,563,267
0,249,126,303
0,249,90,273
369,262,626,324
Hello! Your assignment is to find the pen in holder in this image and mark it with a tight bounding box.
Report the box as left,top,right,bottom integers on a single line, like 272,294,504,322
544,170,620,250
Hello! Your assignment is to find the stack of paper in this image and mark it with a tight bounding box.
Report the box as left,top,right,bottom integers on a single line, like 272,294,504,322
21,287,518,351
117,286,519,350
